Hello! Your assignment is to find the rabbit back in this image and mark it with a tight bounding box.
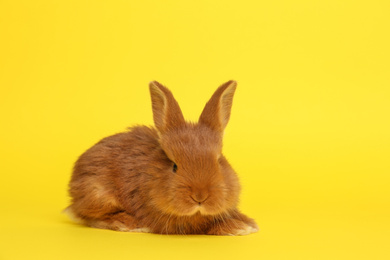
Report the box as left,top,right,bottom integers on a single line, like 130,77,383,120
68,126,162,221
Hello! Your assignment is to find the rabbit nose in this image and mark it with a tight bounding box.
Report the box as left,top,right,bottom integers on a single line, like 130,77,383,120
190,191,209,205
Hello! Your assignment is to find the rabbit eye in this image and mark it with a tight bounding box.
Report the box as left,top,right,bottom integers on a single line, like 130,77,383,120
172,163,178,173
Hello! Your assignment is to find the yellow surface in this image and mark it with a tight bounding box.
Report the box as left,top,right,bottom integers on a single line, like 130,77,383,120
1,0,389,259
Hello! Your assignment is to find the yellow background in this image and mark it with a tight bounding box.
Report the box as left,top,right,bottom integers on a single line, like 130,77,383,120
1,0,389,259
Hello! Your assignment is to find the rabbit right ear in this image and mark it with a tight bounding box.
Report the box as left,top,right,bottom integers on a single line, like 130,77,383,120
149,81,186,134
199,80,237,133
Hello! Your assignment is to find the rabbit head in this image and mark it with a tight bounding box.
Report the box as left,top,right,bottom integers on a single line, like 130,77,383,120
148,81,241,217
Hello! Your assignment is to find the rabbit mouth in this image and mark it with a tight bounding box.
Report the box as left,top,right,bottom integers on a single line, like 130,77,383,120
164,190,227,217
183,205,209,216
196,205,213,215
179,201,224,217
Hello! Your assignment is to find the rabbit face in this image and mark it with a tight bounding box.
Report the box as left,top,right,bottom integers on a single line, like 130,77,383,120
148,125,238,217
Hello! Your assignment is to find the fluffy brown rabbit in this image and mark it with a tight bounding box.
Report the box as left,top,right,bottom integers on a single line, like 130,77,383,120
66,80,258,235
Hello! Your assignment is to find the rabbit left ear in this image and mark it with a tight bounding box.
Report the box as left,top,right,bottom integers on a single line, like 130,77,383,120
149,81,186,134
198,80,237,133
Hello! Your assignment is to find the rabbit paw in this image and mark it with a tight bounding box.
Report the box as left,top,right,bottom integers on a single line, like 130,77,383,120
207,218,259,236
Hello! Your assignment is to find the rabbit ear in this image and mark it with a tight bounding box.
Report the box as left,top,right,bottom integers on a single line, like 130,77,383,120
199,80,237,133
149,81,185,134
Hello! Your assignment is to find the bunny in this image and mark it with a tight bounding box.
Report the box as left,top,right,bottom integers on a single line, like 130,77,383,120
66,80,258,235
